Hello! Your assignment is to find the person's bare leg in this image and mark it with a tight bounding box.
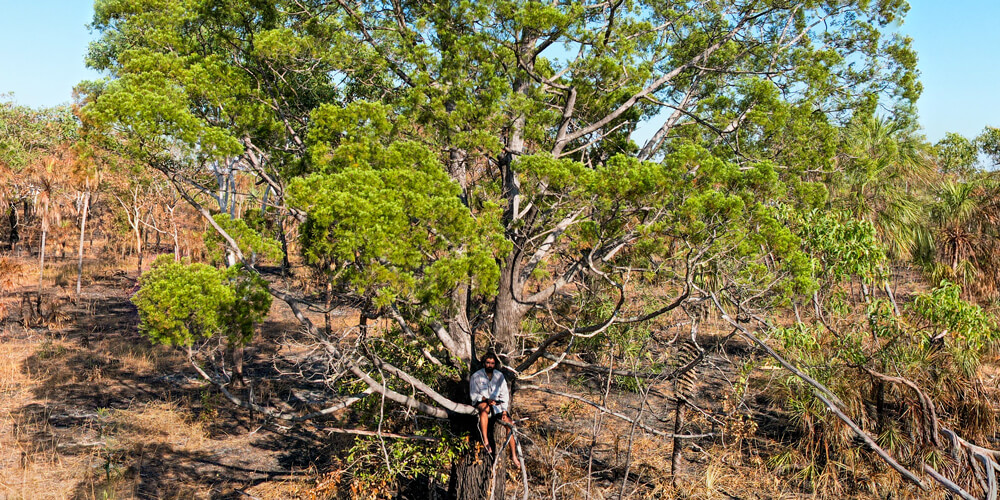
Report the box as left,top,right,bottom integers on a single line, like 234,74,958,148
476,403,492,452
503,413,521,468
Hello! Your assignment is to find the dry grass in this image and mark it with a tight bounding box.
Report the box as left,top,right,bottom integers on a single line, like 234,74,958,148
0,256,25,323
106,343,157,375
0,340,90,499
105,401,209,451
0,248,979,499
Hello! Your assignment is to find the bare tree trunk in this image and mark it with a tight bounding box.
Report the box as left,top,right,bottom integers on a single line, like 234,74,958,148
324,278,334,335
670,399,685,485
76,190,90,296
7,204,19,251
883,281,900,316
37,196,49,294
170,206,180,261
37,227,47,294
278,216,290,275
134,217,143,274
492,255,528,354
449,419,507,500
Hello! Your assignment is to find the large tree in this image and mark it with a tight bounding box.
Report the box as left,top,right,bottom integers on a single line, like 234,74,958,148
85,0,921,495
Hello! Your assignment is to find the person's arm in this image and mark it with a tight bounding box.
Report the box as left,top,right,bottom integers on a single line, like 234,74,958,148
470,371,486,404
496,376,510,413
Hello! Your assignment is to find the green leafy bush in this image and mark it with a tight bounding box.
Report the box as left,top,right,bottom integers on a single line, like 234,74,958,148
132,255,272,346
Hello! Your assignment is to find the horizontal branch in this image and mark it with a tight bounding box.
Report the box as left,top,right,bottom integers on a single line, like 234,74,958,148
325,427,439,442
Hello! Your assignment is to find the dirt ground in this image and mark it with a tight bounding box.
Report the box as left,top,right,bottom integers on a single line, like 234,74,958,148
0,258,348,499
0,254,963,499
0,256,736,499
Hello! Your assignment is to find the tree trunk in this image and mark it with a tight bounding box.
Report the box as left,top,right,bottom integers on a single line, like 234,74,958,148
134,218,143,274
492,255,528,354
37,227,47,294
171,216,180,261
883,280,900,316
278,216,290,275
671,399,685,486
37,196,49,294
449,284,473,366
7,204,19,251
76,191,90,296
448,418,508,500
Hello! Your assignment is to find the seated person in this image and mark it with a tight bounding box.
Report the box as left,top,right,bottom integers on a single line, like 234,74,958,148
469,351,521,468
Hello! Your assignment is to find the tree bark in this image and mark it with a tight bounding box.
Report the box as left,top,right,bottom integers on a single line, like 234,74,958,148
448,417,508,500
37,226,47,293
37,196,49,294
134,216,143,274
6,204,19,251
75,190,90,296
492,254,529,354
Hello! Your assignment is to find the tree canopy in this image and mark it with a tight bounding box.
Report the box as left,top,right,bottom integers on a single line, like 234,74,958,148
85,0,1000,497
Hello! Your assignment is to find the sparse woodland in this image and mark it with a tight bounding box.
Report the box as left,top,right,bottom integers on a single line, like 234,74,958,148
3,1,1000,498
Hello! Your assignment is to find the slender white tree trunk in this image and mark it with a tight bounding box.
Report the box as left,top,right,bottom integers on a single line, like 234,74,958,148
37,194,50,295
76,190,90,296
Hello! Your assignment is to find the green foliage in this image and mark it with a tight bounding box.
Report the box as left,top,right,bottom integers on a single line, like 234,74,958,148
795,209,887,286
288,102,504,309
976,126,1000,168
203,213,283,266
0,100,78,171
84,0,937,492
912,281,998,353
132,255,272,346
922,176,1000,301
935,132,979,177
833,116,932,259
345,427,468,491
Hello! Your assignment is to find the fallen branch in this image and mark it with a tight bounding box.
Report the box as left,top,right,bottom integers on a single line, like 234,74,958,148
861,367,940,447
325,427,439,441
924,464,978,500
187,349,369,422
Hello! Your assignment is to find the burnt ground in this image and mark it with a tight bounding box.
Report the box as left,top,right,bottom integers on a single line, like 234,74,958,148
0,258,760,499
0,256,956,499
0,261,357,499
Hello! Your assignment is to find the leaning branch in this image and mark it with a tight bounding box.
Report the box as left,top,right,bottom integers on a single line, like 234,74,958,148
924,464,978,500
365,353,475,415
347,362,452,419
706,293,928,491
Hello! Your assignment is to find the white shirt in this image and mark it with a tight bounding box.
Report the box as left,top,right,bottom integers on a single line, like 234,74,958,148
469,368,510,413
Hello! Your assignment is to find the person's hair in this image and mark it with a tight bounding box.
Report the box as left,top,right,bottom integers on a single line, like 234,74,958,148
481,351,499,366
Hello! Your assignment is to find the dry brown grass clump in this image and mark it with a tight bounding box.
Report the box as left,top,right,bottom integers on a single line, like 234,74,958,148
0,340,90,499
0,256,25,322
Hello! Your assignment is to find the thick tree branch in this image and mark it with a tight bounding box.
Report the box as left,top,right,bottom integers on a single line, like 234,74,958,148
552,13,757,155
364,353,475,415
347,362,452,419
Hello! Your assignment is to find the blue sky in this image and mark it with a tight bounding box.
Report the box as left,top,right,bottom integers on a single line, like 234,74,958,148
0,1,997,143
